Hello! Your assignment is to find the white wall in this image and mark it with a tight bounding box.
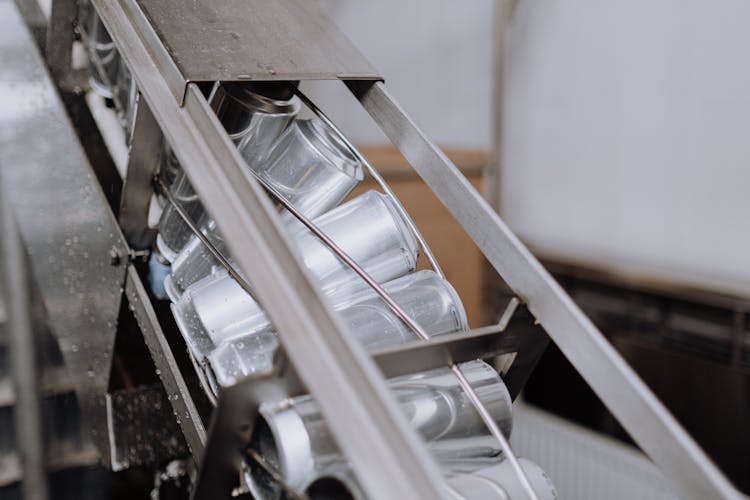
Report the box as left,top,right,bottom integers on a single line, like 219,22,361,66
320,1,750,297
502,0,750,297
313,0,495,150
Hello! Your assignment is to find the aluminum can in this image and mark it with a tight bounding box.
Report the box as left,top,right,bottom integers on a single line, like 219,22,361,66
245,361,513,497
201,270,466,388
171,190,419,355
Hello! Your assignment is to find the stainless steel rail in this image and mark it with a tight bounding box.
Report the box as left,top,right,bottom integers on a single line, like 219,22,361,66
90,1,450,498
153,82,539,494
348,79,742,500
292,88,445,279
124,266,207,458
241,116,537,499
11,0,742,498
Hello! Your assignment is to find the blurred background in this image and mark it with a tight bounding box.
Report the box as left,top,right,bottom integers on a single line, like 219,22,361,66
1,0,747,498
314,1,750,498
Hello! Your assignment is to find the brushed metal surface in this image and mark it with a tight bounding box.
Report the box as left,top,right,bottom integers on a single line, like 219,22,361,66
106,384,189,470
124,266,207,457
118,96,161,250
131,0,381,101
91,0,450,495
0,0,129,465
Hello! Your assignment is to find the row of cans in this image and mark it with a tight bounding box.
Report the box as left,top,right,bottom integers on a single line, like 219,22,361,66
79,3,138,141
80,19,558,497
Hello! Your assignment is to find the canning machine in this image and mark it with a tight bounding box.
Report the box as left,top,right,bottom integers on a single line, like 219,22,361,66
0,1,741,499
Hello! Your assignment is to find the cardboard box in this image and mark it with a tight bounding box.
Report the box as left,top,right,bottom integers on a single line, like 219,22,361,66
353,146,487,327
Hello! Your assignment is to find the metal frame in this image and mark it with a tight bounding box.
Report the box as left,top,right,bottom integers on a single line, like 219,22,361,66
347,80,740,499
146,164,538,495
118,97,161,249
124,266,207,457
0,0,129,468
91,1,449,499
225,95,537,496
133,0,381,102
5,0,742,498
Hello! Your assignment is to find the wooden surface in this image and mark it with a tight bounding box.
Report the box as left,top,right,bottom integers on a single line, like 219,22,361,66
358,145,486,176
353,146,487,327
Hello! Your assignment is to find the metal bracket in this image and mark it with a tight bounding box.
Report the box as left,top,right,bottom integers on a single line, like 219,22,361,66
91,1,450,497
98,0,382,104
119,96,161,249
106,384,190,470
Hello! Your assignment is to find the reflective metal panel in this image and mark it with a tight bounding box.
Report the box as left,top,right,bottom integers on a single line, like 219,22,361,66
0,1,129,465
106,384,189,470
134,0,381,101
124,266,207,457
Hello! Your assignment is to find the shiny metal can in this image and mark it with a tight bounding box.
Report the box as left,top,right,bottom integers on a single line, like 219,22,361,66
171,190,420,356
245,360,513,497
155,83,300,261
260,118,364,224
201,270,466,388
163,220,228,303
331,269,467,349
289,190,418,297
210,82,300,159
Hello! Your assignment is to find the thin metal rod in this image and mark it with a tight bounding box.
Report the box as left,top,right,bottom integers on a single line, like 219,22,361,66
292,87,445,279
249,167,539,500
450,365,536,498
255,174,427,337
154,176,255,298
157,93,534,497
0,190,49,500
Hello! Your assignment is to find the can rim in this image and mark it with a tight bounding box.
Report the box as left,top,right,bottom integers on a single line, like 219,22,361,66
374,191,420,271
298,119,363,180
222,82,301,115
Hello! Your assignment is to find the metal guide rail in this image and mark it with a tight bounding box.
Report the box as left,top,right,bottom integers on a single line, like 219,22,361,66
3,0,743,499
